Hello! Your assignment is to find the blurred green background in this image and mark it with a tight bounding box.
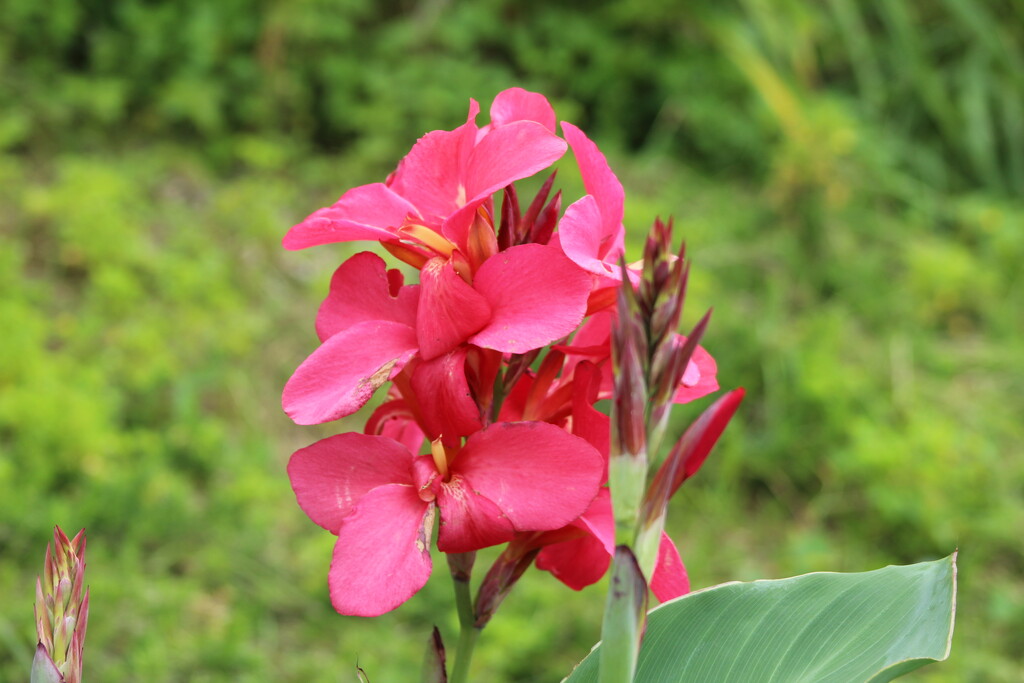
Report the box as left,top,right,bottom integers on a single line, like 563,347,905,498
1,0,1021,680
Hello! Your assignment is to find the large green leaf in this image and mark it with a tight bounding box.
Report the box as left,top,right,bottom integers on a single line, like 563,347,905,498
565,554,956,683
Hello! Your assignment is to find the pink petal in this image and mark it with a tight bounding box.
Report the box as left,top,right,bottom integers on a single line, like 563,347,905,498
536,534,611,591
561,122,625,255
558,195,621,278
283,183,417,250
571,361,611,466
673,343,719,404
388,120,478,224
650,532,690,602
471,244,593,354
364,400,426,455
463,121,567,204
489,87,557,132
560,310,614,392
283,320,419,425
434,475,516,553
287,432,415,532
455,421,603,531
416,257,491,360
316,252,419,341
328,484,434,616
535,489,614,590
411,348,483,442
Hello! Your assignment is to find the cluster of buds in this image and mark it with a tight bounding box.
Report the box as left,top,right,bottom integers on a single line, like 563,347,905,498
32,527,89,683
601,218,745,681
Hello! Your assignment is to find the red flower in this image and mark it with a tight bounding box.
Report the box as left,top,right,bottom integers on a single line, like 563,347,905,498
287,422,603,616
283,89,566,258
282,248,592,426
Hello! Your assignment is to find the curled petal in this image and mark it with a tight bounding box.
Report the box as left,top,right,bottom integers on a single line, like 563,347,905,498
562,122,625,246
283,320,419,425
651,532,690,602
317,252,419,341
456,421,603,531
471,244,593,354
288,432,415,532
328,484,434,616
283,183,417,250
365,400,426,455
558,196,621,278
674,343,719,404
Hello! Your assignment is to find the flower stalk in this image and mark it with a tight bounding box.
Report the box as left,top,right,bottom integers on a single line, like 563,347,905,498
601,217,741,683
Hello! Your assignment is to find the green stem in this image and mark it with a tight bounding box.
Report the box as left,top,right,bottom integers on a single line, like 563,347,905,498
449,622,481,683
448,553,481,683
598,547,648,683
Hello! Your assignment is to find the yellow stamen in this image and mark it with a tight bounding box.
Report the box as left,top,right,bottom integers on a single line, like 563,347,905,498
382,240,430,269
430,437,449,481
400,223,456,258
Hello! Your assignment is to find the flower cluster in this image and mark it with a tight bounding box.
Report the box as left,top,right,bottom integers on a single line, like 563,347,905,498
282,88,720,618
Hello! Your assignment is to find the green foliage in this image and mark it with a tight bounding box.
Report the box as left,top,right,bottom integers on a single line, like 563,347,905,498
568,556,957,683
1,1,1022,681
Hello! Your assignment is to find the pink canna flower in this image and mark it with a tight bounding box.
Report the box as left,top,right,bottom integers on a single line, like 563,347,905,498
287,421,603,617
282,247,593,426
283,89,566,259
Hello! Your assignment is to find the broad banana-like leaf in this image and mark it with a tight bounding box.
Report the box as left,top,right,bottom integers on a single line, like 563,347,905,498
565,554,956,683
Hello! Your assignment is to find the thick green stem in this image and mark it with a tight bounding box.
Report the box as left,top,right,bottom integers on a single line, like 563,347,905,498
448,553,481,683
598,546,648,683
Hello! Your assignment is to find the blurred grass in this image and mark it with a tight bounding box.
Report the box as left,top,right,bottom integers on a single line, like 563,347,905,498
1,1,1022,681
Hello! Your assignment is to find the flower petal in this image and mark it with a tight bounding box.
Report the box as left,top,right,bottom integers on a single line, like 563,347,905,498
489,87,557,132
388,122,477,224
283,183,417,250
287,432,415,532
283,320,419,425
411,348,483,442
464,121,567,203
535,489,614,590
316,252,419,341
471,244,593,354
571,361,611,467
328,484,434,616
562,122,625,249
364,400,426,458
650,532,690,602
673,343,719,404
416,257,491,360
558,196,621,278
455,421,603,531
536,534,611,591
434,475,516,553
